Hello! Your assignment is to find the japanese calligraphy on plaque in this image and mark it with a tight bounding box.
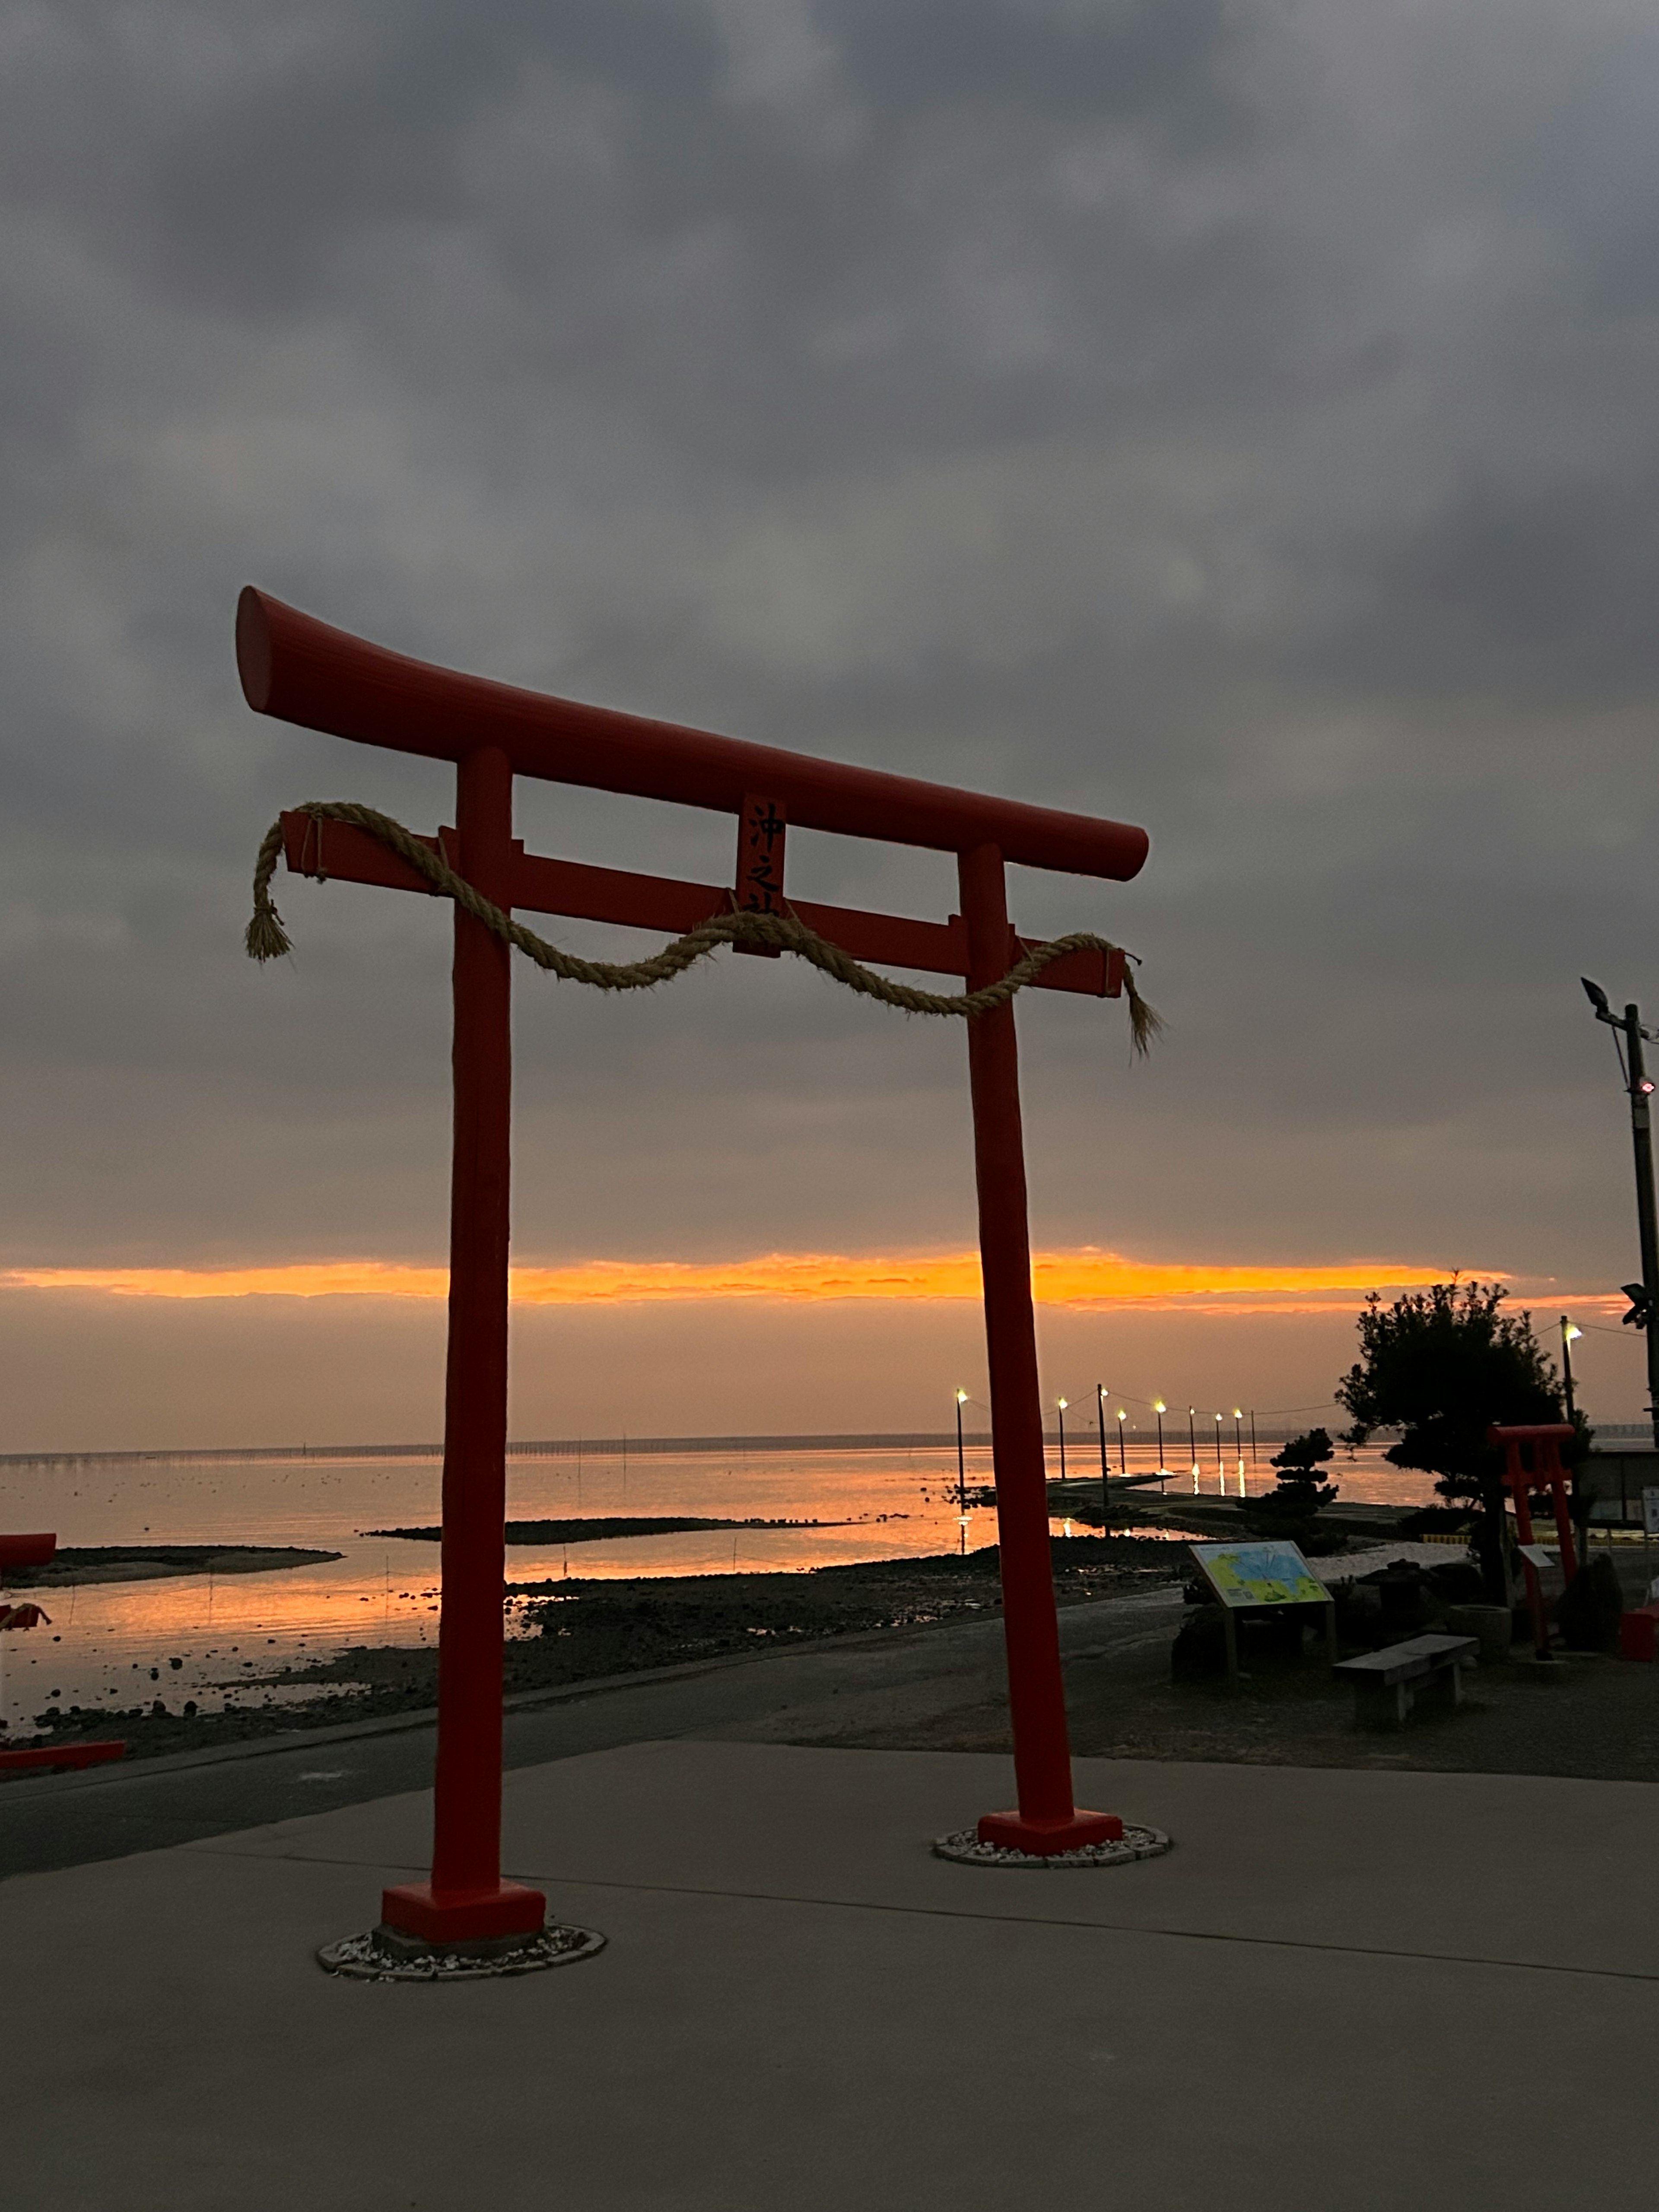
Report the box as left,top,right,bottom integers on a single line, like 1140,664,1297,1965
733,792,787,954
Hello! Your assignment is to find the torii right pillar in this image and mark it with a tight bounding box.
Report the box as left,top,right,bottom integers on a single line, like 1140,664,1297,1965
961,843,1122,1852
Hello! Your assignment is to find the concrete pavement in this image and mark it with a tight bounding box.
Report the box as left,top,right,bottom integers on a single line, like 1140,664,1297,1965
4,1738,1656,2210
0,1583,1181,1877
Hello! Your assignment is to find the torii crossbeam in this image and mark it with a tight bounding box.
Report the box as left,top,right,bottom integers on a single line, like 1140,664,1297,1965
238,587,1151,1946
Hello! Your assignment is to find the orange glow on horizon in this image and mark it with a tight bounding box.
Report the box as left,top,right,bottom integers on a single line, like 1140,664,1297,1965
0,1248,1587,1315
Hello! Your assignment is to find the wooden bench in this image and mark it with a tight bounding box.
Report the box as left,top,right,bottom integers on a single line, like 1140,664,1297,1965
1334,1633,1478,1729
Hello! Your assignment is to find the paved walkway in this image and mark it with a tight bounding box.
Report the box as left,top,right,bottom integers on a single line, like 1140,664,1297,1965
0,1585,1180,1876
5,1739,1656,2209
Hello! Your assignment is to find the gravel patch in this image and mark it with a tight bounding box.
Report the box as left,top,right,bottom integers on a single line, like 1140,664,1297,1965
318,1921,607,1982
932,1823,1171,1869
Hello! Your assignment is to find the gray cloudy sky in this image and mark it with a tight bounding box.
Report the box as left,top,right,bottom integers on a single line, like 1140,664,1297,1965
3,0,1658,1442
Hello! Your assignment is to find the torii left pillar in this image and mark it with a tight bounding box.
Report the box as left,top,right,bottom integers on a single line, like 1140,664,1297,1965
381,747,543,1943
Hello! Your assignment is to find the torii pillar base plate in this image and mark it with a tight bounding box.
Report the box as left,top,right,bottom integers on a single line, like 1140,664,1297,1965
380,1878,547,1945
976,1808,1125,1855
319,1916,604,1983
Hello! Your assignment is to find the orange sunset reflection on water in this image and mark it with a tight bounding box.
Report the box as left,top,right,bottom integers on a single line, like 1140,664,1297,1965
0,1438,1435,1730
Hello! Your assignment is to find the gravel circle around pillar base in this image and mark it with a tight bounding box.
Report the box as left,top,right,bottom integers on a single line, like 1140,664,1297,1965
318,1922,607,1981
932,1824,1171,1869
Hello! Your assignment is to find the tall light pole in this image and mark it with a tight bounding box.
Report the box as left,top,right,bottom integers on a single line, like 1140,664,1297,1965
1095,1384,1110,1531
1560,1320,1581,1425
1583,979,1659,1446
954,1389,970,1555
1056,1398,1068,1484
1233,1409,1245,1496
1187,1407,1198,1493
1153,1401,1168,1492
1213,1412,1224,1493
1116,1407,1128,1476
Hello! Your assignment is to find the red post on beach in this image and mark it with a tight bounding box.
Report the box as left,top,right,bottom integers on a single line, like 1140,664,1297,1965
381,746,545,1945
960,844,1122,1853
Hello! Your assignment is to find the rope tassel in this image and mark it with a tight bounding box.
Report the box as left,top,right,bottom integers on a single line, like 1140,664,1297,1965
245,820,293,963
248,801,1161,1052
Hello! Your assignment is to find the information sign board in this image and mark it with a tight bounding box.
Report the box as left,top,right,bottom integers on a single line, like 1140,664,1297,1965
1188,1540,1328,1610
1516,1543,1559,1574
1643,1487,1659,1539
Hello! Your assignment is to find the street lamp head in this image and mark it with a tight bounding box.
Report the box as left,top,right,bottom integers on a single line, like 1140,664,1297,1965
1583,976,1611,1016
1233,1407,1243,1419
1564,1324,1582,1344
1153,1399,1166,1414
1057,1397,1068,1411
1214,1412,1222,1424
1116,1408,1127,1421
955,1388,968,1404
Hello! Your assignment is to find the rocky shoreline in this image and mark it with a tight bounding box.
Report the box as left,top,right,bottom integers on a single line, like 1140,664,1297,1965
7,1537,1185,1767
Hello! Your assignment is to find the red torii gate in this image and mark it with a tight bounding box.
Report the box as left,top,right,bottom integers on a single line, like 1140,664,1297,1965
238,586,1151,1947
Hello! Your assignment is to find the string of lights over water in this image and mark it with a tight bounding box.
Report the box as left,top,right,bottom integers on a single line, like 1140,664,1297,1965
0,1434,1431,1729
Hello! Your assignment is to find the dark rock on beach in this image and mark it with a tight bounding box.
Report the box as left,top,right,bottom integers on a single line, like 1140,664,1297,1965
4,1546,343,1588
364,1516,831,1545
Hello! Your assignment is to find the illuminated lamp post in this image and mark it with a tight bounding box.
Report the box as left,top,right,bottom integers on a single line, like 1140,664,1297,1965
1187,1407,1198,1494
1233,1408,1246,1496
1582,978,1659,1447
1154,1400,1168,1492
1056,1398,1069,1484
1116,1406,1128,1475
1095,1383,1110,1531
955,1387,969,1553
1559,1320,1581,1425
1214,1411,1224,1494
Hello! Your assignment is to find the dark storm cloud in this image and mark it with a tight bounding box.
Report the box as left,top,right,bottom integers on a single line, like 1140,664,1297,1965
3,0,1659,1293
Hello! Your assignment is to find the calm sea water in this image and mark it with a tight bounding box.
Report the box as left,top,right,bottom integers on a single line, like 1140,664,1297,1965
0,1437,1430,1729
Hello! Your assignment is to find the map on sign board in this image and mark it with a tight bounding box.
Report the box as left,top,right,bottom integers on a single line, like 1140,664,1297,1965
1189,1540,1328,1610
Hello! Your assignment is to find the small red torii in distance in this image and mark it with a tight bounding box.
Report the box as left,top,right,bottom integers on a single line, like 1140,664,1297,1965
1488,1423,1579,1659
239,587,1151,1946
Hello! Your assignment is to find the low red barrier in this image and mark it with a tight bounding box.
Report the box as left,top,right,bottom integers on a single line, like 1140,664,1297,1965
0,1740,127,1772
0,1535,56,1571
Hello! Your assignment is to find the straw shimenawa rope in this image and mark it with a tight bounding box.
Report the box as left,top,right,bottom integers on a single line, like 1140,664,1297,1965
247,801,1162,1052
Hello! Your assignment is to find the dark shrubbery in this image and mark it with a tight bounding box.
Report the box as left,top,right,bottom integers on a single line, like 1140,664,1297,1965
1557,1554,1624,1652
1245,1428,1342,1553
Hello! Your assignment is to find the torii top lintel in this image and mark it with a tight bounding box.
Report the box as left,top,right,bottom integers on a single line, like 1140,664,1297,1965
237,588,1149,884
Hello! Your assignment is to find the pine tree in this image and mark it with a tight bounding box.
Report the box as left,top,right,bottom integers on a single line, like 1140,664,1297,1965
1246,1428,1339,1550
1335,1281,1564,1603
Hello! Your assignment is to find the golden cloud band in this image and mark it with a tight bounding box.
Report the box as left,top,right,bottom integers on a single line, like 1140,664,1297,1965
0,1249,1503,1312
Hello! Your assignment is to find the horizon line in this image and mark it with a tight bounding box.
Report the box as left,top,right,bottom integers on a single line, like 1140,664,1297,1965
0,1422,1329,1468
8,1419,1654,1471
